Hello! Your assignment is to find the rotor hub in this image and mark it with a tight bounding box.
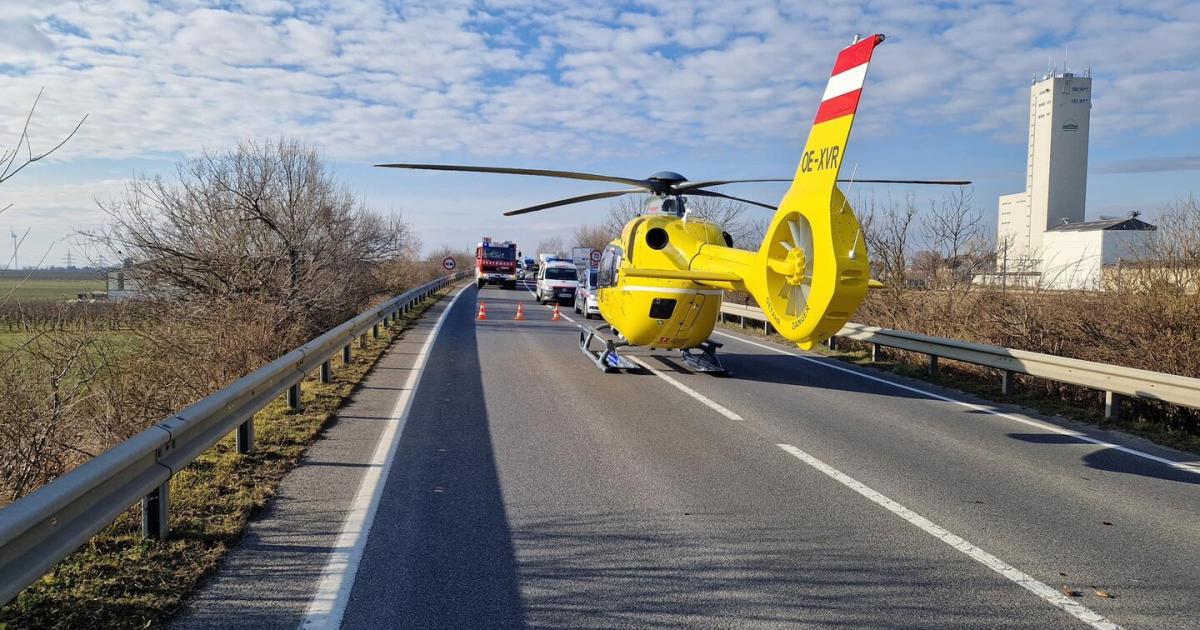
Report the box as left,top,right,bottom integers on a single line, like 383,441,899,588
784,246,807,285
646,171,687,194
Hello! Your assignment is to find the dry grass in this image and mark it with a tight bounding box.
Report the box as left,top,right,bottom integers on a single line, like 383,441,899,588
0,286,451,630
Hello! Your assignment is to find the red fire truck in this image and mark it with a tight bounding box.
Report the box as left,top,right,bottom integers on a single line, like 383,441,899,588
475,237,518,289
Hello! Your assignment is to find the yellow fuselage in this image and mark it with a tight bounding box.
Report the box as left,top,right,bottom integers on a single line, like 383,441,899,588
596,213,742,349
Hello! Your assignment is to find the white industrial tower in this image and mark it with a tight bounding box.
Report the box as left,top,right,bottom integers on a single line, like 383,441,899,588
997,69,1092,266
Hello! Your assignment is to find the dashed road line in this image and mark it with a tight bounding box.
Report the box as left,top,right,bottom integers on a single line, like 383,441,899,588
776,443,1122,630
715,331,1200,476
628,356,744,421
624,332,1122,629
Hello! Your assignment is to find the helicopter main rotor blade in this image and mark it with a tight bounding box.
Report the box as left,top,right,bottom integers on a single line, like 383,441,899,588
375,163,652,190
845,178,972,185
674,178,792,192
677,178,971,192
502,189,646,216
686,189,778,211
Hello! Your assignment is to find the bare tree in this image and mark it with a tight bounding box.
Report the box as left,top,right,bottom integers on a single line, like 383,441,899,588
1119,195,1200,292
535,236,566,257
860,191,919,290
97,139,412,329
919,187,988,288
572,223,614,252
684,195,761,246
1,89,86,189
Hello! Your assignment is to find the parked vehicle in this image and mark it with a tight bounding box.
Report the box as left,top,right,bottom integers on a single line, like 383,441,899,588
574,267,600,318
536,261,578,304
475,237,518,289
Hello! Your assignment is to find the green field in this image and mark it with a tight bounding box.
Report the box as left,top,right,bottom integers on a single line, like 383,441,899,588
0,277,106,300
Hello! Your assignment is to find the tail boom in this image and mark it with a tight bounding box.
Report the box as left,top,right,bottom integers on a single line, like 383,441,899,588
747,34,883,348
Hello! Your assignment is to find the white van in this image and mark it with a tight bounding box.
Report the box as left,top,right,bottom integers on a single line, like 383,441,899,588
536,261,579,305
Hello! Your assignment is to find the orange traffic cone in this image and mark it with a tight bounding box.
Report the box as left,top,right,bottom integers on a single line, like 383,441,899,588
551,303,562,321
477,302,487,320
514,303,525,320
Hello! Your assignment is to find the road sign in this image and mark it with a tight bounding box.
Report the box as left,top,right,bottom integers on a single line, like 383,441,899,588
589,250,602,265
442,257,456,271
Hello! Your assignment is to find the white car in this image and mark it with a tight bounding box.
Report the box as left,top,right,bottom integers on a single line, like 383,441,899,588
536,262,578,305
574,267,600,318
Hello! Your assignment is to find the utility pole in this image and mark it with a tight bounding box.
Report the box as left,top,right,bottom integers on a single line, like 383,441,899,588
9,229,16,270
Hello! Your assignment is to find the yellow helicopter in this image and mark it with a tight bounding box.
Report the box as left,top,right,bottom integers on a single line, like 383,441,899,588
379,34,967,374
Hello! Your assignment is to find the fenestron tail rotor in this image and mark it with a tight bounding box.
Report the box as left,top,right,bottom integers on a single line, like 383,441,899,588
776,216,814,317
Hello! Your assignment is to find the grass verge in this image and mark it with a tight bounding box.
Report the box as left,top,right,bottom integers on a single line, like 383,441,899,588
717,318,1200,457
0,286,455,630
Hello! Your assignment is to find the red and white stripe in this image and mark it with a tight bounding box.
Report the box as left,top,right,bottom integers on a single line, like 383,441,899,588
813,34,884,124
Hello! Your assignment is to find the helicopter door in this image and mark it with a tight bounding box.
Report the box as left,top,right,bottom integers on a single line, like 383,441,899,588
674,292,706,335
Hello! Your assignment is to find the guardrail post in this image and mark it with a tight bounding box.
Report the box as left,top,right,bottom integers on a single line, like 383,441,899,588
372,323,380,339
236,417,255,454
321,359,332,383
1105,391,1123,420
141,481,170,540
1001,370,1015,395
342,344,352,363
871,343,883,362
764,322,773,336
826,336,837,350
288,382,303,412
927,354,939,376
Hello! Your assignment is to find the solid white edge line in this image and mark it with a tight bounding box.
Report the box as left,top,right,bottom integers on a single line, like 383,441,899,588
714,331,1200,476
300,284,470,629
628,356,744,422
776,443,1122,630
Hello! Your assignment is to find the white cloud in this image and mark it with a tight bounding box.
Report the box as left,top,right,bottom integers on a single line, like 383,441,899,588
0,0,1196,167
2,0,1200,259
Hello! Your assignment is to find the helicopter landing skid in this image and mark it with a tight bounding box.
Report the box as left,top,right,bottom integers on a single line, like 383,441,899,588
578,324,640,373
678,340,729,376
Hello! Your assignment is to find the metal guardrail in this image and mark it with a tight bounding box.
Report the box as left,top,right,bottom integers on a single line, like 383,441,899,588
0,273,466,606
719,302,1200,420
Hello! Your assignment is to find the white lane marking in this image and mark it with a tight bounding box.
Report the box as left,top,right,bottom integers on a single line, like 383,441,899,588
629,339,1119,627
628,356,743,422
776,443,1122,630
715,331,1200,476
301,284,470,629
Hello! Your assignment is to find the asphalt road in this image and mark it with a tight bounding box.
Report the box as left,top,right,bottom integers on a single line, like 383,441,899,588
175,281,1200,629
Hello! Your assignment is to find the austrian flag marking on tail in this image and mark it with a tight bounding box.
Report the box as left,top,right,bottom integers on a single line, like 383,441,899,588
813,34,885,124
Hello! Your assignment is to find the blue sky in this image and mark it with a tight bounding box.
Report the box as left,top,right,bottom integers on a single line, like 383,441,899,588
1,0,1199,266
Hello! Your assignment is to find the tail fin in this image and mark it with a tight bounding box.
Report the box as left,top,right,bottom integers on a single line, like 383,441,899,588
744,34,883,349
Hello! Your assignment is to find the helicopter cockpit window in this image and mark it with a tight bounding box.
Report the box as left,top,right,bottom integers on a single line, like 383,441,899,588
598,246,622,287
